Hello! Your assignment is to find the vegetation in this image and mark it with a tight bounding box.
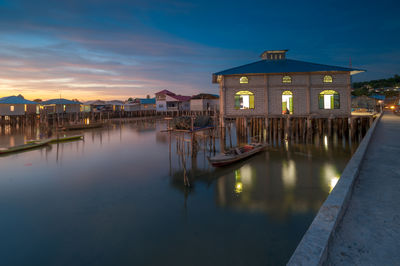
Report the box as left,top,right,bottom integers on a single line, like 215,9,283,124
353,74,400,89
352,74,400,97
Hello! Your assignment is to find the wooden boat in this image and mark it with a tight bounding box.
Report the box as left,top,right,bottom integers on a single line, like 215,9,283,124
208,143,267,167
49,135,84,143
61,123,103,131
26,135,84,144
0,139,51,155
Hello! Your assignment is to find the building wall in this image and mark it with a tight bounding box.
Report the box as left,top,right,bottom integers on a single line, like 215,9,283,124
26,104,39,115
179,101,190,111
156,100,167,111
190,99,220,111
0,104,25,116
42,104,81,114
222,72,351,117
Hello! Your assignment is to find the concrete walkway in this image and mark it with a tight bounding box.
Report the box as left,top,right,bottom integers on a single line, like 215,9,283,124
326,112,400,265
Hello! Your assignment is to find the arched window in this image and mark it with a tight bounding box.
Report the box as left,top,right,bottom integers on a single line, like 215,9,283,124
319,90,340,109
234,91,254,110
282,91,293,114
323,75,333,83
240,76,248,84
282,75,292,83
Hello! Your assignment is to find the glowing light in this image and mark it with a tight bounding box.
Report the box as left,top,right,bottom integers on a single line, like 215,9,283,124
323,75,333,83
240,76,248,84
282,160,296,189
324,136,328,150
235,182,243,193
282,75,292,83
240,165,252,186
321,163,341,193
330,177,339,192
390,106,395,109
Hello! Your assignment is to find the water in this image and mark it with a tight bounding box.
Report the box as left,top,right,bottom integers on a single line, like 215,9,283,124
0,120,358,265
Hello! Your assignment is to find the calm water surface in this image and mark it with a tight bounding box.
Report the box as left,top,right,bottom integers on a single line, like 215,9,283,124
0,121,358,265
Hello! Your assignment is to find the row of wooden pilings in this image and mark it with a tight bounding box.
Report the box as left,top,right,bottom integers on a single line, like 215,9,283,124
223,115,375,145
0,110,217,127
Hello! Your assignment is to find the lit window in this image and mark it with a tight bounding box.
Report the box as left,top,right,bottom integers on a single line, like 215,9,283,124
282,75,292,83
319,90,340,109
24,104,27,112
279,54,282,59
63,105,66,111
240,76,248,84
10,105,14,111
323,75,333,83
234,91,254,110
282,91,293,114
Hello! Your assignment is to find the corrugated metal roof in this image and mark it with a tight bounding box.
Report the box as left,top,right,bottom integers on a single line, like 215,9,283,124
139,98,156,104
370,94,385,100
41,98,81,105
0,96,38,104
213,59,365,77
106,100,124,105
155,89,175,96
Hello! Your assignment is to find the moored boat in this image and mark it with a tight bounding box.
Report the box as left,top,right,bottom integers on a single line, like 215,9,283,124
0,139,51,155
61,123,103,131
208,143,267,167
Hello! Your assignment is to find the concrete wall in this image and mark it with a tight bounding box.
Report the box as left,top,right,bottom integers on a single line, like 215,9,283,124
222,72,351,117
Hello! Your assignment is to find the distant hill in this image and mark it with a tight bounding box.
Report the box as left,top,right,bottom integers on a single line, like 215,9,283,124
353,74,400,89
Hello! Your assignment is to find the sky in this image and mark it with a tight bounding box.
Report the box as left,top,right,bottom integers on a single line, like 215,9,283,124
0,0,399,101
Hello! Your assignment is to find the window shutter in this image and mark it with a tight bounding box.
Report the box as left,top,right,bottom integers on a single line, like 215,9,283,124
282,101,287,114
334,94,340,109
249,95,255,109
318,95,324,109
289,97,293,114
234,95,240,109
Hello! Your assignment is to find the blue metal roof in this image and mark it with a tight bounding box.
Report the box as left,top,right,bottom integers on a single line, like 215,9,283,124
370,94,385,100
139,98,156,104
0,96,38,104
41,98,81,105
213,59,365,76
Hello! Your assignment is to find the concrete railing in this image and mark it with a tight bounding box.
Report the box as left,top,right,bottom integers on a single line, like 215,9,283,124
287,112,383,266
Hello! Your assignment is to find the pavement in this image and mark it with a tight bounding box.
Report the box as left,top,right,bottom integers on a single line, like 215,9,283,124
326,112,400,265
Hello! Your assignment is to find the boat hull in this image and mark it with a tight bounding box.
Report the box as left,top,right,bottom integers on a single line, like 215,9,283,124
208,144,267,167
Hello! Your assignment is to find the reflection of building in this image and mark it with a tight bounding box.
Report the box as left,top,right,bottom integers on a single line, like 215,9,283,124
215,154,337,219
155,90,191,111
212,50,365,119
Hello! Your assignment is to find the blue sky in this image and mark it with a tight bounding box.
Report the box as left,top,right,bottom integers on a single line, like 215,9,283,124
0,0,399,100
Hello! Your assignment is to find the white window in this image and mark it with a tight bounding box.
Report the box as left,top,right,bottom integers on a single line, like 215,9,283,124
10,105,14,112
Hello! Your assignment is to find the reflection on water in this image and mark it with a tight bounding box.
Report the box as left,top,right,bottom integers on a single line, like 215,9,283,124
0,120,358,266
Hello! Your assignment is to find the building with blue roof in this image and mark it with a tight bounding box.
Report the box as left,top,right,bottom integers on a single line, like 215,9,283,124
41,98,82,114
0,95,39,116
212,50,365,121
